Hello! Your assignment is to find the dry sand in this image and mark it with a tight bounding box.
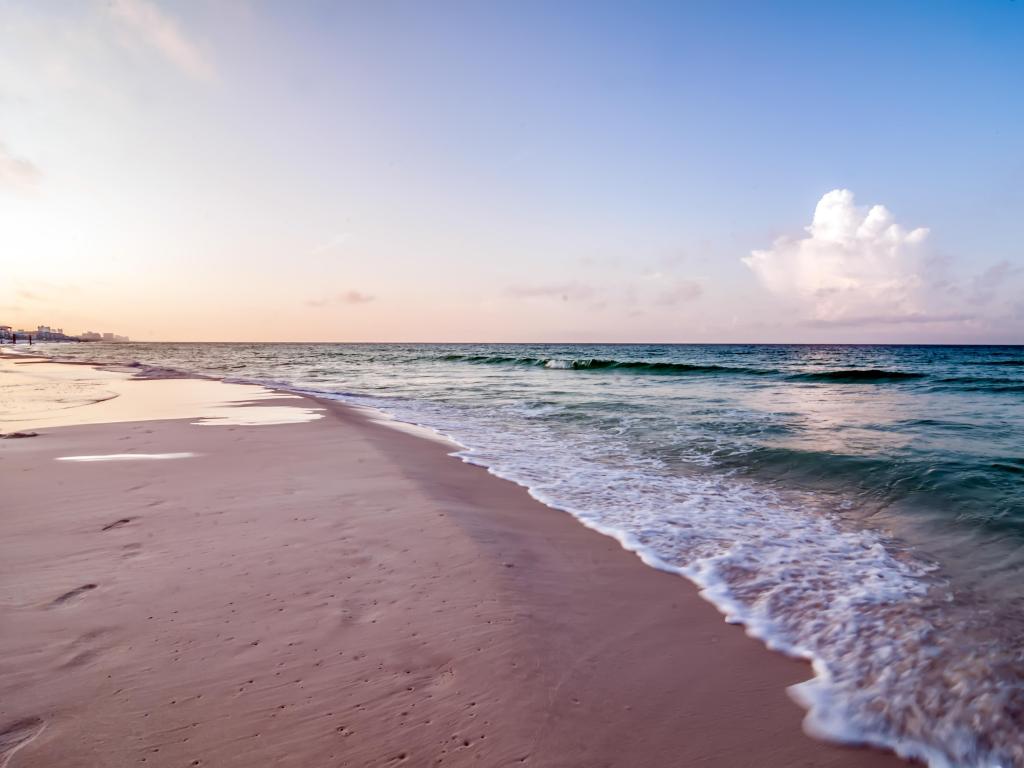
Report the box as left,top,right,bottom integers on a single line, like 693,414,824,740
0,355,906,767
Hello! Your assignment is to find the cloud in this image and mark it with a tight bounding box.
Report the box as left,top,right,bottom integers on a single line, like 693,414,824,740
0,143,41,191
306,291,374,307
744,189,933,324
108,0,214,81
311,232,352,255
506,276,703,312
506,282,595,302
653,279,702,306
967,261,1023,306
801,312,975,328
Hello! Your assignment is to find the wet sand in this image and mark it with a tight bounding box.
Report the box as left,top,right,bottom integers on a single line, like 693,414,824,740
0,357,324,432
0,355,906,767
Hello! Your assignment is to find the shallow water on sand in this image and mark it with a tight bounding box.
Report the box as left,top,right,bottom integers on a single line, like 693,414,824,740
0,359,323,431
15,342,1024,767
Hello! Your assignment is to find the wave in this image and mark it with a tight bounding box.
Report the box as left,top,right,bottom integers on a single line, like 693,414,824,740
440,354,775,375
941,382,1024,394
439,355,935,385
936,376,1004,385
790,369,926,383
992,461,1024,475
980,360,1024,366
542,358,775,374
440,354,531,365
933,375,1024,389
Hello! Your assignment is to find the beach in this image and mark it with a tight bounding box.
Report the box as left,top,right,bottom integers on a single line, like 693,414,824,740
0,354,905,767
6,0,1023,763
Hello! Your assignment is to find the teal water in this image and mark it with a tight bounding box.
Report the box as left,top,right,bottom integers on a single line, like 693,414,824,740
22,342,1024,767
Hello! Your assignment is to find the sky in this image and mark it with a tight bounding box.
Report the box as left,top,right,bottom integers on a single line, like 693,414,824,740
1,0,1022,343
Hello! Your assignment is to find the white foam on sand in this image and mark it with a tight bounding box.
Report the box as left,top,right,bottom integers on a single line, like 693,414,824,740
193,405,324,426
344,403,462,447
57,452,198,462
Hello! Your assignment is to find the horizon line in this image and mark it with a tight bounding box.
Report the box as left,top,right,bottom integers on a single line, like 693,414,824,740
14,340,1024,347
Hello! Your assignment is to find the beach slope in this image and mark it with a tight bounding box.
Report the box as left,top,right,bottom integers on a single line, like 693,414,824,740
0,357,903,767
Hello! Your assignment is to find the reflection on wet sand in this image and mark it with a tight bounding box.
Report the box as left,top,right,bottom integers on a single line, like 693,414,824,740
0,356,323,432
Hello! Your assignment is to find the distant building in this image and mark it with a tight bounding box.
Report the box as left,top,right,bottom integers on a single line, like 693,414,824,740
78,331,129,342
0,323,127,343
27,325,76,342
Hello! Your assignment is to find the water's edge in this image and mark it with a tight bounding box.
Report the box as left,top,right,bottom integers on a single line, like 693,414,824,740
10,344,1016,768
305,389,940,768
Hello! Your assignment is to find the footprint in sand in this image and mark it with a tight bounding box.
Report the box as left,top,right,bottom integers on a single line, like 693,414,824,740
59,629,111,669
101,517,135,531
0,717,44,768
48,584,98,607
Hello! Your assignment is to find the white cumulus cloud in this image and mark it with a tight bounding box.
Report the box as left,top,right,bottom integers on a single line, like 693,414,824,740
744,189,934,324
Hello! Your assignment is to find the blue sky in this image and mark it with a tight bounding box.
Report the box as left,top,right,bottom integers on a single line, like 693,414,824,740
1,0,1021,341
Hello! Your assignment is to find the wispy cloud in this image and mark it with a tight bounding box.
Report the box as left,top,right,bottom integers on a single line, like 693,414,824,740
801,312,975,328
108,0,214,81
507,276,703,311
306,290,375,307
311,232,352,255
652,279,702,306
0,142,41,191
506,282,595,302
967,261,1023,306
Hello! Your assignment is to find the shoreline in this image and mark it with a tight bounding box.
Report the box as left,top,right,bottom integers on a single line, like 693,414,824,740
0,354,906,766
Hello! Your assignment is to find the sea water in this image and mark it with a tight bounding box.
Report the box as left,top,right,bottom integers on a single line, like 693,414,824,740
20,342,1024,767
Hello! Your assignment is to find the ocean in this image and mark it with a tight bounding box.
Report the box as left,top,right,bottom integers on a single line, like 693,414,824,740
20,342,1024,767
